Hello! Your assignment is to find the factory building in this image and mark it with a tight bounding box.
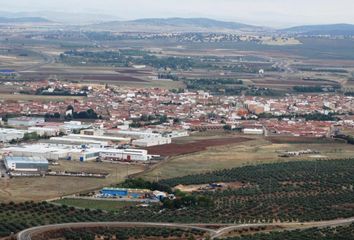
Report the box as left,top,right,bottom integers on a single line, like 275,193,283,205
7,117,45,127
2,144,71,161
100,187,152,199
0,128,29,143
66,134,131,143
243,128,264,135
132,137,171,147
28,127,60,137
49,136,108,148
2,144,150,162
4,156,48,172
100,148,149,161
108,130,163,139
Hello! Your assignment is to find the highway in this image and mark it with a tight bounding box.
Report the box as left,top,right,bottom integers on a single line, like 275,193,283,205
17,217,354,240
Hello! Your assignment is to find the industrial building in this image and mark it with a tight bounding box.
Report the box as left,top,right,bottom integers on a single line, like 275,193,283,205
100,187,152,199
2,143,150,162
4,156,48,172
28,127,60,137
242,128,264,135
7,117,45,127
107,129,173,147
0,128,29,143
100,148,149,161
132,137,171,147
66,134,130,143
49,136,108,148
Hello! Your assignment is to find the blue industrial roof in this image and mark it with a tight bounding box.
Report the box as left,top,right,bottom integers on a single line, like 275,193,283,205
0,69,16,73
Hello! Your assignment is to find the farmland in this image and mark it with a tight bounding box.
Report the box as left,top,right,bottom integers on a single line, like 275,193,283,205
146,136,251,156
2,158,354,238
53,198,138,211
142,135,354,180
218,224,354,240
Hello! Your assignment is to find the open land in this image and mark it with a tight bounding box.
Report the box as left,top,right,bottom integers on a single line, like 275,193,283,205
142,134,354,181
0,161,144,202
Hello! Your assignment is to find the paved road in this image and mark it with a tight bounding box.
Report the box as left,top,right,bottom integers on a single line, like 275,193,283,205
17,217,354,240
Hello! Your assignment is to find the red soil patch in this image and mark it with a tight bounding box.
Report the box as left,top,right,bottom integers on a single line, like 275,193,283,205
146,137,251,156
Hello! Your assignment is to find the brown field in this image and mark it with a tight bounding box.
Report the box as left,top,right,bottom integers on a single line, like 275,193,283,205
82,75,146,82
146,137,251,156
0,161,144,202
0,93,83,101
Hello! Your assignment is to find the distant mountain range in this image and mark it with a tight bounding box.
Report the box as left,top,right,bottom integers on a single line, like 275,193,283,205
0,17,50,23
0,11,119,24
281,24,354,35
90,17,267,32
1,11,354,36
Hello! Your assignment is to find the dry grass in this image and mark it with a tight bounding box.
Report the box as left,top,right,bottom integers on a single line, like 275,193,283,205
142,136,354,181
0,161,144,202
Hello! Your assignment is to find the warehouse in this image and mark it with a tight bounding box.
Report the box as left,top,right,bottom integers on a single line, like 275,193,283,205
28,127,60,137
243,128,264,135
108,130,163,139
0,128,28,143
99,148,149,161
67,134,131,143
2,144,71,161
7,117,45,127
100,187,151,199
4,156,48,172
132,137,171,147
2,144,150,162
49,136,108,148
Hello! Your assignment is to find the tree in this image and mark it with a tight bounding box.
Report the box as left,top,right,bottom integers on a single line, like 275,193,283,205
223,124,232,131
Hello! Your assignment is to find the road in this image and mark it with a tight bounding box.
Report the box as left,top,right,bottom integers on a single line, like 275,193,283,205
17,217,354,240
17,222,216,240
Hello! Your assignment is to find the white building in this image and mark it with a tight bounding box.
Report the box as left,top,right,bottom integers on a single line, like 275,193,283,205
2,144,150,162
0,128,29,143
28,127,60,137
8,117,45,127
132,137,171,147
49,136,108,148
4,156,48,172
243,128,264,135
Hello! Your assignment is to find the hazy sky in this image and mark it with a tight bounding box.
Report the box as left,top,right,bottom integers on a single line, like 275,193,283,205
2,0,354,27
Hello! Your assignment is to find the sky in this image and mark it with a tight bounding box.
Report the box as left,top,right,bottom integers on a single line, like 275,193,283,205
1,0,354,27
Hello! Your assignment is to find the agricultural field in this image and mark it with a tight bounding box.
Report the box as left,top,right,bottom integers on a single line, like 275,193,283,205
2,158,354,238
218,224,354,240
40,227,206,240
142,135,354,180
157,158,354,223
53,198,138,212
0,161,144,202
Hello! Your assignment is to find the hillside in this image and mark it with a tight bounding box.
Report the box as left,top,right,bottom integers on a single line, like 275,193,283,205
282,24,354,35
91,17,264,32
0,17,50,23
